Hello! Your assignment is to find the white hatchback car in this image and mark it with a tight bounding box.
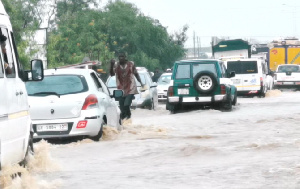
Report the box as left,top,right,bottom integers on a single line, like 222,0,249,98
25,69,123,141
156,72,172,101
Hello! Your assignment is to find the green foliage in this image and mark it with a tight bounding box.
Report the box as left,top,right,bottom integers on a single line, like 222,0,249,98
3,0,188,72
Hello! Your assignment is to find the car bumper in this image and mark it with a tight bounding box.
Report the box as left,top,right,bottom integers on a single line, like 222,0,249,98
32,109,103,139
168,94,226,103
274,81,300,87
158,92,167,100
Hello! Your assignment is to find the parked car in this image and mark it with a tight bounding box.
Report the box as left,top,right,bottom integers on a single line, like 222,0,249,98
157,72,172,101
274,64,300,88
166,59,237,113
224,58,272,97
106,67,158,110
25,69,123,141
0,1,44,169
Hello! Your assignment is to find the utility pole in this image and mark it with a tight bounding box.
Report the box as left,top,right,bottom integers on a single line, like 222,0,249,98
193,31,196,58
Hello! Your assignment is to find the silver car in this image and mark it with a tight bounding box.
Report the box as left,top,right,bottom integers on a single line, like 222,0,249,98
106,68,158,110
25,69,123,141
156,72,172,101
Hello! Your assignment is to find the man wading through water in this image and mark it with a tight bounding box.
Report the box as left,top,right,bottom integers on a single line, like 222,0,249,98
110,52,144,120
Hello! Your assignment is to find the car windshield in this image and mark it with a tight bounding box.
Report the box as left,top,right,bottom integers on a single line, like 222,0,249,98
157,75,171,85
26,75,88,96
277,65,300,72
227,61,258,74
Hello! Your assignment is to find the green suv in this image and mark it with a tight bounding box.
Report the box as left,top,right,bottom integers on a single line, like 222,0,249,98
166,59,237,113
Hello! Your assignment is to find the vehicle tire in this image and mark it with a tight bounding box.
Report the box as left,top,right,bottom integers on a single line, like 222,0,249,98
20,132,34,168
90,122,104,141
148,99,154,110
168,104,178,114
193,71,218,94
232,90,237,106
259,86,266,98
221,94,232,112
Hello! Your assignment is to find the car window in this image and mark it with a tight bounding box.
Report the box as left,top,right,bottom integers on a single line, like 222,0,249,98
1,28,16,78
97,76,110,95
192,63,217,77
278,65,300,72
139,73,147,85
107,76,117,87
227,61,258,74
219,62,227,78
90,72,102,89
26,75,88,95
157,74,171,85
176,64,190,79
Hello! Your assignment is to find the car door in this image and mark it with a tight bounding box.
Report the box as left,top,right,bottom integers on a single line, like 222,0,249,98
90,72,119,128
1,28,28,165
0,43,8,163
98,75,120,127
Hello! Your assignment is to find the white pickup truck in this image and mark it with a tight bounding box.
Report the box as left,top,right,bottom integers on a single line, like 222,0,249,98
274,64,300,88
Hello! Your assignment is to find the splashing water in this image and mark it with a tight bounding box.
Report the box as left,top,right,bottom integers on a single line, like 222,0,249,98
0,140,62,189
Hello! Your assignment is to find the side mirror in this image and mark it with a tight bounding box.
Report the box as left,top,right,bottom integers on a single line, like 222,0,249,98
113,89,123,99
31,59,44,81
229,71,235,78
151,82,157,88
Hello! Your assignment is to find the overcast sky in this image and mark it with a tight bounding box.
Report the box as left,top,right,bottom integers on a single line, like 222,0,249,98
123,0,300,48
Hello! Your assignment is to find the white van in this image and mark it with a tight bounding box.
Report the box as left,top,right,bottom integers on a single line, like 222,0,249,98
0,1,44,169
224,58,271,97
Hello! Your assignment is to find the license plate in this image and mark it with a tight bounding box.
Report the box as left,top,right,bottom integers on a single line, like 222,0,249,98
283,82,294,85
37,123,68,132
178,88,189,95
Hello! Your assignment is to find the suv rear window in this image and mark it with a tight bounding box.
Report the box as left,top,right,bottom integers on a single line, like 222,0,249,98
175,63,217,79
26,75,88,95
227,61,258,74
192,63,217,77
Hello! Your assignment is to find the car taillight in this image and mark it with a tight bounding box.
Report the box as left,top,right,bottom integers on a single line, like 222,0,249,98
168,86,174,96
82,94,98,110
260,77,263,87
77,120,88,128
220,85,226,94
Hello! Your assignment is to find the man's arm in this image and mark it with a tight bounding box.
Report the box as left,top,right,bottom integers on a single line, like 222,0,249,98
110,59,116,76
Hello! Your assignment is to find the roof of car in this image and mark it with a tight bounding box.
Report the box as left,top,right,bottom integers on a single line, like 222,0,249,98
44,68,95,76
161,72,172,76
175,59,220,63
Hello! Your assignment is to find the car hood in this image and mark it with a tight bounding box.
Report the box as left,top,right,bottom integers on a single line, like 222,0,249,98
28,94,85,120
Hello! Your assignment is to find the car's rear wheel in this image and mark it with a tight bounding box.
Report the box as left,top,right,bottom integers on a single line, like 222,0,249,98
221,94,233,112
90,122,104,141
193,71,218,94
232,90,237,105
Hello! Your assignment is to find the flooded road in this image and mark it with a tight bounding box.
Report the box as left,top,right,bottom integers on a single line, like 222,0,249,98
2,90,300,189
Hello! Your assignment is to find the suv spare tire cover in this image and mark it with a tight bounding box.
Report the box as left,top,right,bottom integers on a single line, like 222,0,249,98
193,71,218,94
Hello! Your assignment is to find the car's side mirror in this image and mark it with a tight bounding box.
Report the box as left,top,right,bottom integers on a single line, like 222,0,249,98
229,71,235,78
113,89,123,99
151,82,157,88
30,59,44,81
